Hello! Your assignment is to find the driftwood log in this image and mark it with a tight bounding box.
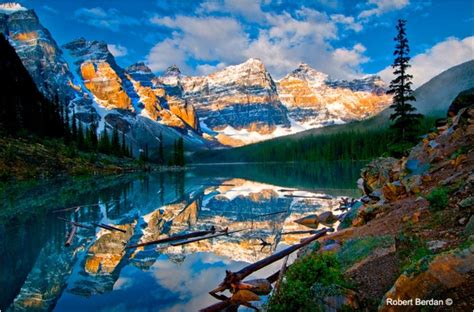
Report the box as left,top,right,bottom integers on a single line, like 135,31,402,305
92,223,127,233
65,225,77,246
126,227,218,249
170,229,244,247
52,200,119,213
202,269,285,312
210,228,330,295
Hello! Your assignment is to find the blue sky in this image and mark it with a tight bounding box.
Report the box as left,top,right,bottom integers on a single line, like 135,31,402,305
14,0,474,86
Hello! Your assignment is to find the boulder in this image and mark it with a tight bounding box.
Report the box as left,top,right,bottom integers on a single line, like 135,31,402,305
360,157,399,195
382,181,407,202
318,211,338,225
379,244,474,312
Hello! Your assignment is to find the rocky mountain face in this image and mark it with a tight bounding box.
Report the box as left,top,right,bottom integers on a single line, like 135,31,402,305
277,63,391,128
413,60,474,116
176,58,291,146
0,3,80,105
158,59,390,147
0,3,393,150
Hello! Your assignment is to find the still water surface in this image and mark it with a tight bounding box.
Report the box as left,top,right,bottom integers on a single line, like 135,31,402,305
0,162,364,311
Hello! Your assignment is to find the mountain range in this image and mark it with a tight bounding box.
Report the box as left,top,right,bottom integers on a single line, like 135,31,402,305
2,2,472,157
0,2,395,155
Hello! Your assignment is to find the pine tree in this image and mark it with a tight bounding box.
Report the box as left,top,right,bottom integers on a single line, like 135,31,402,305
63,105,71,144
71,109,77,141
99,126,111,154
77,121,85,150
121,131,127,157
88,123,98,150
158,132,164,165
177,137,185,167
387,19,423,154
111,126,120,156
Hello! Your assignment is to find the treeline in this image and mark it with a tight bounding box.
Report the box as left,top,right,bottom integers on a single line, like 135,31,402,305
201,130,392,163
67,110,131,158
139,135,185,166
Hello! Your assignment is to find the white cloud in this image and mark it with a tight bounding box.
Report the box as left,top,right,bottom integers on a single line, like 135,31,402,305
378,36,474,88
107,44,128,57
148,15,249,71
74,7,139,31
358,0,410,19
198,0,266,23
147,6,369,79
147,38,190,73
42,5,58,14
330,14,363,32
196,62,227,75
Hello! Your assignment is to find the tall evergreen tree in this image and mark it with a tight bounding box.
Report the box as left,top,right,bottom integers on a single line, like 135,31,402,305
177,137,185,167
77,121,85,150
158,132,164,165
111,126,120,156
387,19,422,153
99,126,111,154
121,131,127,157
71,109,77,141
88,123,98,150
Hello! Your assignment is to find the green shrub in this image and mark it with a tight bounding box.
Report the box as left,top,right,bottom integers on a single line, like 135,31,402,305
396,231,433,275
268,253,348,312
336,236,393,270
426,187,449,211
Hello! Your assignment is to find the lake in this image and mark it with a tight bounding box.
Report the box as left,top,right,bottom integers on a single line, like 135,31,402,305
0,162,364,312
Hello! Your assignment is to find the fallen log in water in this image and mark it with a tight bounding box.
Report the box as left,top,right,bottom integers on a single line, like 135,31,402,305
284,194,332,200
58,217,125,234
210,228,330,295
57,217,94,230
52,200,119,213
281,229,320,235
125,226,218,249
199,183,236,187
65,225,77,246
202,268,288,311
170,229,245,247
92,223,127,233
255,210,287,217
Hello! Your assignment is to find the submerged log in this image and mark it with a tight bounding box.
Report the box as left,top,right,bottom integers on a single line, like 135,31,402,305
170,229,244,247
211,228,330,294
52,200,119,213
65,225,77,247
282,229,321,235
125,226,218,249
256,210,287,217
284,194,332,200
92,223,127,233
202,269,283,312
57,217,94,230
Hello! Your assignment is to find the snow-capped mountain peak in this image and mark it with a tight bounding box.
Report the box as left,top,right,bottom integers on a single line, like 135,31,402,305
0,2,27,14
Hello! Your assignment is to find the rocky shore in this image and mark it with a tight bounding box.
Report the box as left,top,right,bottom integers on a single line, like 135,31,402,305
269,100,474,311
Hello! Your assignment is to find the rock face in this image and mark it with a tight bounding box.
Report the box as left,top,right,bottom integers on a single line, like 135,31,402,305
162,59,291,146
0,4,92,115
62,38,207,154
277,63,391,128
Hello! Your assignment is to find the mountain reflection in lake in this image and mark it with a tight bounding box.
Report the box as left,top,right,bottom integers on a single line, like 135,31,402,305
0,162,364,312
